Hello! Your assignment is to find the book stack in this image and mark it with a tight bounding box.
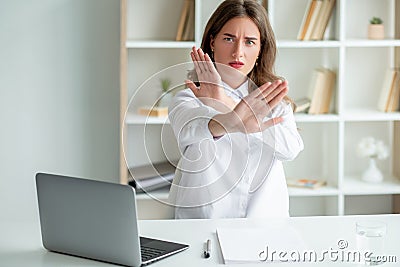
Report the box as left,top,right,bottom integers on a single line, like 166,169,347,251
175,0,195,41
377,68,400,112
287,178,327,189
138,106,168,117
297,0,336,41
128,161,176,193
307,67,336,114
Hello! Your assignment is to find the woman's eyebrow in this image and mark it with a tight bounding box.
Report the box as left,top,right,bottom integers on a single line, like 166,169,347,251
223,33,236,38
222,33,258,40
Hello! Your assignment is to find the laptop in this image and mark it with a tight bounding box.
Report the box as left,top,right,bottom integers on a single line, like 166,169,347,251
35,172,189,266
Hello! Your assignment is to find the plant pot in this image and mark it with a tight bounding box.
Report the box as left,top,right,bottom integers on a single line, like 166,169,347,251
368,24,384,40
361,158,383,183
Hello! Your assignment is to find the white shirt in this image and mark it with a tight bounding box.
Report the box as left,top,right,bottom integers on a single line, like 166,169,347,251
168,80,304,219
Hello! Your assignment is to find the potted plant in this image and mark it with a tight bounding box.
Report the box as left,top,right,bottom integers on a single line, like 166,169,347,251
368,17,384,39
156,78,172,107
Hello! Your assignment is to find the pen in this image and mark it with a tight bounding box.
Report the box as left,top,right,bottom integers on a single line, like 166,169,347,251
204,239,211,258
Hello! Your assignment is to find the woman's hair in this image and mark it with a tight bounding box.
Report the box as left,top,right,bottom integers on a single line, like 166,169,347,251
201,0,280,90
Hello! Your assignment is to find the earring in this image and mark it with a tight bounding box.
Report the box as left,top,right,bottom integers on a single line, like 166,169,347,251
255,56,259,66
211,48,214,59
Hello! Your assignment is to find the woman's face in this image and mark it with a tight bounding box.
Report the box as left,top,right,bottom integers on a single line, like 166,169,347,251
210,16,261,82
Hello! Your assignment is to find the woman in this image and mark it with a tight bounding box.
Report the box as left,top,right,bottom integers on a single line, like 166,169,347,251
168,0,303,219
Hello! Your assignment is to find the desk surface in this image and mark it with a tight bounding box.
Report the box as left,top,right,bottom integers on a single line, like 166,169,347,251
2,214,400,266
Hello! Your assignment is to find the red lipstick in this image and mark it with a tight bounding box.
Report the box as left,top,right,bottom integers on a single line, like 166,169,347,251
229,61,244,69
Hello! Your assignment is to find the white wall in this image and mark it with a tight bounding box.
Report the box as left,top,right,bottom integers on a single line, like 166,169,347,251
0,0,120,221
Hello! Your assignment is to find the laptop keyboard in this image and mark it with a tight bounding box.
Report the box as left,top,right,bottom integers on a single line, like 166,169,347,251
141,245,166,262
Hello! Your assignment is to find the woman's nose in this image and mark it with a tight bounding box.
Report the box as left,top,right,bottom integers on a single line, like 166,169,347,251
232,42,244,58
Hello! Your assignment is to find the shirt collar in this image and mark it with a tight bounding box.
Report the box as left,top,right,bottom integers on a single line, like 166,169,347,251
221,79,249,99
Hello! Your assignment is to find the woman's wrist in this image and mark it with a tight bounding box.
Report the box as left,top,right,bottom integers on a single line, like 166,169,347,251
208,114,227,138
208,112,238,137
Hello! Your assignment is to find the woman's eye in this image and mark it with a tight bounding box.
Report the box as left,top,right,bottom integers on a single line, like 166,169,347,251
224,37,234,42
246,40,255,45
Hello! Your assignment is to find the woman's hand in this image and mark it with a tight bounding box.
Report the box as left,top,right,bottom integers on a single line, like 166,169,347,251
186,46,236,112
209,80,289,136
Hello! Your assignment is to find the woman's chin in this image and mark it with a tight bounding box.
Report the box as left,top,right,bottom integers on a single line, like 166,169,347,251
216,63,248,87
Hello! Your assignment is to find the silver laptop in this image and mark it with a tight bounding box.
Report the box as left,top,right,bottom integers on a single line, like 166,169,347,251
35,172,188,266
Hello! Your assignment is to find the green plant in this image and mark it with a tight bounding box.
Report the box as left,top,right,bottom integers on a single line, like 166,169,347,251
160,78,171,92
370,17,383,24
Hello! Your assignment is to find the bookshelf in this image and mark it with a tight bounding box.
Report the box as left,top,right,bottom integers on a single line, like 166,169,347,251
121,0,400,219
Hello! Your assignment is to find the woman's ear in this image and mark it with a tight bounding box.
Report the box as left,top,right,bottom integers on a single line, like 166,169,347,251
210,36,215,51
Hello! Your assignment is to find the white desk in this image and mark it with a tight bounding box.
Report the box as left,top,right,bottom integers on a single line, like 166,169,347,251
1,214,400,266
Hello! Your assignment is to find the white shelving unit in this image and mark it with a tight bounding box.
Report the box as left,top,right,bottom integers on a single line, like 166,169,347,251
121,0,400,219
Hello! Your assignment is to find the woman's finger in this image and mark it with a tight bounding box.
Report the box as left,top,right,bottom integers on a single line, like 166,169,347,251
254,80,282,98
267,87,288,110
192,46,206,74
258,80,284,98
262,80,288,103
191,52,202,75
250,82,271,99
262,116,284,130
185,80,199,96
204,53,217,73
197,48,209,73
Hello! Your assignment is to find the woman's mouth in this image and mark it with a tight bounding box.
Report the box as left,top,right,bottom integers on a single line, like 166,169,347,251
229,61,244,69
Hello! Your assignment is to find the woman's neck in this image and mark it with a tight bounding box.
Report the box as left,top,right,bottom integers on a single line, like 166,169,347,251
221,75,248,89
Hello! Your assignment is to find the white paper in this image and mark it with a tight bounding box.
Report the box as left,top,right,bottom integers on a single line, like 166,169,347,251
216,225,307,264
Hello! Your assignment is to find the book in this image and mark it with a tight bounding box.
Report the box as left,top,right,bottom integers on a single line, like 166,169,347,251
308,0,327,40
128,161,176,193
307,69,322,114
182,0,195,41
377,68,400,112
129,161,176,180
287,178,327,189
175,0,191,41
297,0,318,40
176,0,194,41
377,69,395,111
294,97,311,113
307,67,336,114
130,173,175,193
388,75,400,111
310,0,336,40
138,106,168,117
298,0,336,41
319,0,336,40
386,71,400,112
303,0,324,41
318,68,336,113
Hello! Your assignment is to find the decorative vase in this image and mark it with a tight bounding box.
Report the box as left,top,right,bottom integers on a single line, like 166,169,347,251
361,158,383,183
368,24,384,39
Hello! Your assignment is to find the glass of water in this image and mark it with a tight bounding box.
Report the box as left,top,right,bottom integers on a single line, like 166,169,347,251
356,220,387,265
